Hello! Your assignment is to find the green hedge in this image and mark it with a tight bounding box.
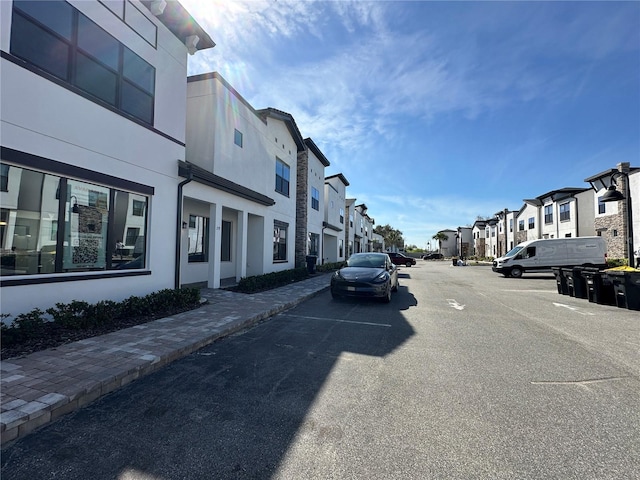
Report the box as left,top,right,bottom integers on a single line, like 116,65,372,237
0,288,201,349
235,267,309,293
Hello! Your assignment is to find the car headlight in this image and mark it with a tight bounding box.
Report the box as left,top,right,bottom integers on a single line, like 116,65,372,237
373,271,389,283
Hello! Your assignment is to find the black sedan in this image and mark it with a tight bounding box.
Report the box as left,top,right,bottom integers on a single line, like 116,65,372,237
330,253,399,303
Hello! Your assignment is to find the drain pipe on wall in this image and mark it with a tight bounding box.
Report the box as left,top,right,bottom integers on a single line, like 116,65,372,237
175,164,193,290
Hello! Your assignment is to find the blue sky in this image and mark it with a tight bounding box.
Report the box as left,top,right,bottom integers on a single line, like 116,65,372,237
182,0,640,249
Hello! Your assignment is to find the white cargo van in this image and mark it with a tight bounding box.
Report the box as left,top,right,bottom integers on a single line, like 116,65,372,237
492,237,607,278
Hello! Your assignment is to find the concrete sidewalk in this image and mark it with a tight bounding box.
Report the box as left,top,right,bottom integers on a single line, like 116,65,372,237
0,273,332,446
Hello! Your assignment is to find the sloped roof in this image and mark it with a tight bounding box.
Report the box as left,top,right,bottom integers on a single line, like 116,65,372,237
325,173,350,186
304,138,330,167
256,108,305,151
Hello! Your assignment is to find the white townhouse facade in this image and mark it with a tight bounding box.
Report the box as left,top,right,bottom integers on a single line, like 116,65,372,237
323,174,349,263
515,201,542,244
1,0,214,318
345,198,356,257
184,72,304,288
437,229,457,257
537,188,595,239
493,209,516,257
472,220,487,257
585,163,640,261
456,226,473,258
295,138,329,268
352,203,368,254
484,221,498,258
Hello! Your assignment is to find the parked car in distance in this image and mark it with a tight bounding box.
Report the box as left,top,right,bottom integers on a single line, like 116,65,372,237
386,251,416,267
422,253,444,260
331,252,399,303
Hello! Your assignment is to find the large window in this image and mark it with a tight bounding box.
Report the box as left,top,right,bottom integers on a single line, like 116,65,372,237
275,158,290,196
188,215,209,263
528,217,535,229
311,187,319,211
273,221,288,262
559,203,570,221
11,1,155,125
544,205,553,224
0,163,148,275
519,220,524,231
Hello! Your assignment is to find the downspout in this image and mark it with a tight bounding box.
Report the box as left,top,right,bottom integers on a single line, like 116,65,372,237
175,164,193,289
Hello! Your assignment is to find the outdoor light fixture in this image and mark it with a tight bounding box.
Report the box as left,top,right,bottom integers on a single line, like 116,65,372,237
70,195,80,214
185,35,200,55
149,0,167,16
599,171,635,268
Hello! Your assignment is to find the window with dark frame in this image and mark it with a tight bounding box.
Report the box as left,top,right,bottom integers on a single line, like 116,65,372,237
544,205,553,224
11,0,156,125
0,164,8,192
132,199,145,216
311,187,319,210
519,220,524,231
528,217,535,229
0,162,149,275
188,215,209,263
275,158,290,196
559,203,570,221
598,197,606,214
273,221,287,262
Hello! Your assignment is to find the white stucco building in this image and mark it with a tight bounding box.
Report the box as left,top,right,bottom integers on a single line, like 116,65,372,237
1,0,214,318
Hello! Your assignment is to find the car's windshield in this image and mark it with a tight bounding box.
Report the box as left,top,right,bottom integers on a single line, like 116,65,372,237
505,245,523,257
347,254,386,268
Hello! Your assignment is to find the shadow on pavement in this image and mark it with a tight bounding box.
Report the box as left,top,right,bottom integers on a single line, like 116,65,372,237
1,290,416,479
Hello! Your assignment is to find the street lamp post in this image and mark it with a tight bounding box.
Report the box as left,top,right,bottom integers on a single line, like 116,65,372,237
600,171,635,268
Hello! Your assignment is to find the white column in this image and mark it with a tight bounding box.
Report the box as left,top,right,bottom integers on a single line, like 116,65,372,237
208,202,221,289
236,210,247,281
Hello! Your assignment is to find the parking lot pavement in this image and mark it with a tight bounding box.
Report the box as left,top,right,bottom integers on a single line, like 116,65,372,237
0,273,332,447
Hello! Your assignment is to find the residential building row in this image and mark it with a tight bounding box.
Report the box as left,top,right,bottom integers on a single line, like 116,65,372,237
0,0,381,319
437,163,639,262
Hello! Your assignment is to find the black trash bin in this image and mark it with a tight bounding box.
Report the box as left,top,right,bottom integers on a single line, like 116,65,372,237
582,268,616,306
606,271,640,311
452,258,458,267
305,255,318,274
562,267,588,299
552,267,568,295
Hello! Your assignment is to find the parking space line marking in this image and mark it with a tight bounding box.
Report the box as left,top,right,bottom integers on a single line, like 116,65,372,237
279,313,391,328
552,302,595,316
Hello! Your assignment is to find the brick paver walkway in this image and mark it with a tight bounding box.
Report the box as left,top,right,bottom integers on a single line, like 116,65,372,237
0,273,331,446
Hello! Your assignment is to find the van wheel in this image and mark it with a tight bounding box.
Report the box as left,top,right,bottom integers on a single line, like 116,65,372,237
510,267,523,278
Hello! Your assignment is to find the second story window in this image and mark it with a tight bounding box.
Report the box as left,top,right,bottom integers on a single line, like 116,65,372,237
559,203,570,221
275,158,290,196
598,198,606,214
528,217,535,229
339,208,344,224
11,0,155,125
234,129,243,147
544,205,553,224
311,187,319,210
519,220,524,231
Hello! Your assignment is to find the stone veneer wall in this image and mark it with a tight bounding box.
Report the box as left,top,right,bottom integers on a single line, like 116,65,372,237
595,204,626,259
295,150,308,268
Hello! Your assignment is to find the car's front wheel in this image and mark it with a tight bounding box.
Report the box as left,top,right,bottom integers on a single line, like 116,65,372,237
405,261,412,267
510,267,523,278
382,285,392,303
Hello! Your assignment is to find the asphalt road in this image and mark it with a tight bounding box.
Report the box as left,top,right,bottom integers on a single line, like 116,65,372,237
2,262,639,479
